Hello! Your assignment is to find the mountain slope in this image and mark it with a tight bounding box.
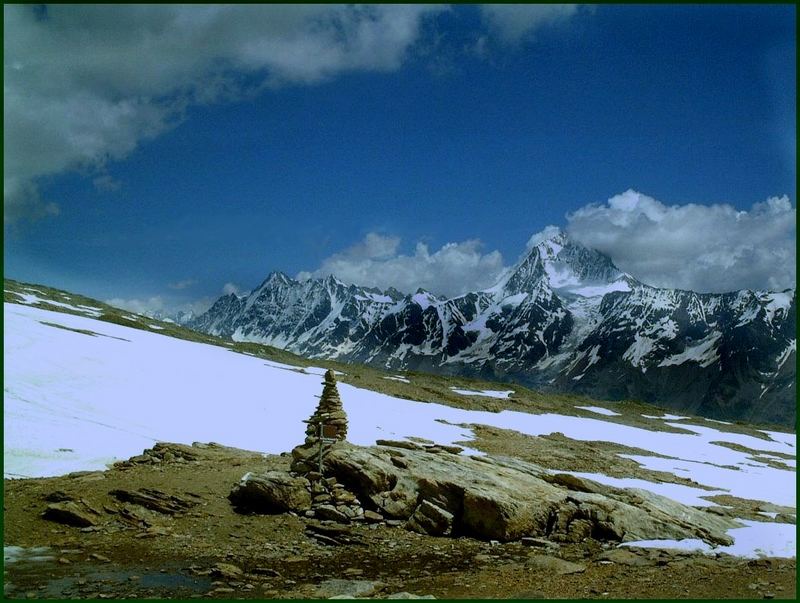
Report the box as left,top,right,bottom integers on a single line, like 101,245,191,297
4,287,796,565
191,230,796,426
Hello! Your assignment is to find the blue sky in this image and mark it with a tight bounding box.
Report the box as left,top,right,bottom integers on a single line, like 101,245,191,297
4,4,796,313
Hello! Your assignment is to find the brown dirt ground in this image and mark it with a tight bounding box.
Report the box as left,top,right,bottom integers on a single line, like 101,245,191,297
3,443,796,600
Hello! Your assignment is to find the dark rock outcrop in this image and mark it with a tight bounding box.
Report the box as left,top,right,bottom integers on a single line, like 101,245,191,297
228,471,312,513
43,501,100,527
109,488,197,515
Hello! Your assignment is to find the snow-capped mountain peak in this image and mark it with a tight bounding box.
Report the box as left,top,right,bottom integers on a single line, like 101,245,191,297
490,231,632,299
190,232,795,426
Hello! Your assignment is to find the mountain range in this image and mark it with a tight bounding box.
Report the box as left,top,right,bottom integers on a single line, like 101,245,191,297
190,230,796,426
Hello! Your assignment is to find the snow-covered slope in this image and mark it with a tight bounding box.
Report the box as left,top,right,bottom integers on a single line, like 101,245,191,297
191,230,796,426
3,299,796,558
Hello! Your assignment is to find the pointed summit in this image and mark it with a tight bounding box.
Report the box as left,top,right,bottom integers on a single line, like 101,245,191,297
526,225,567,250
488,229,630,298
263,271,292,288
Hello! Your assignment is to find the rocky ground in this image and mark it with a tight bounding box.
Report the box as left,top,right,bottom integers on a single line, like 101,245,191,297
4,442,796,600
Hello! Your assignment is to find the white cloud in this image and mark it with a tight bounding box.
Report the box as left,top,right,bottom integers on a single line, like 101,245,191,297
4,4,444,221
298,233,506,297
299,192,795,297
3,178,60,224
106,294,214,317
168,278,198,291
222,282,244,296
565,190,796,293
106,296,167,315
181,297,216,316
479,4,580,44
526,225,563,249
92,174,122,193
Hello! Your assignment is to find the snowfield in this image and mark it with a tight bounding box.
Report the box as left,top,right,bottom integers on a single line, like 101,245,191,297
576,405,621,417
450,387,514,399
4,302,795,558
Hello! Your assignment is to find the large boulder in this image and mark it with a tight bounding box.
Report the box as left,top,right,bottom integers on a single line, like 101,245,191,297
229,471,311,513
321,443,739,544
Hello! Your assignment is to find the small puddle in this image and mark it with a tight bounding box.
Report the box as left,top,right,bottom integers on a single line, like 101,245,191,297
4,546,56,565
4,546,212,598
43,570,213,597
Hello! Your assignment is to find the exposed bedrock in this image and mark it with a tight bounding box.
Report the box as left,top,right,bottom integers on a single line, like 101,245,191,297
233,441,739,545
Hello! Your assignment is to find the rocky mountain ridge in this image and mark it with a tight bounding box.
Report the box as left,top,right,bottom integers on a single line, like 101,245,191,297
190,230,796,426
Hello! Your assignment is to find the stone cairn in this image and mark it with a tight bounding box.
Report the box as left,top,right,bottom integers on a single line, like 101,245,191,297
289,370,371,526
301,369,348,445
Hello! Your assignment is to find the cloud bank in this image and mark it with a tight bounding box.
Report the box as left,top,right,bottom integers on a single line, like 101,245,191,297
565,190,796,293
4,4,585,223
106,295,214,317
222,282,246,296
299,192,795,297
480,4,580,43
167,278,198,291
3,4,443,222
3,4,588,222
297,233,506,297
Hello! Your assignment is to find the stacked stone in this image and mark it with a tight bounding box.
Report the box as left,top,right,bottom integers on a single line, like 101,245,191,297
291,369,348,474
301,475,378,524
302,369,348,444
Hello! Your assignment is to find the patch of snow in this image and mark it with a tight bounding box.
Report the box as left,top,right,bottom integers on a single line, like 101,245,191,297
77,304,104,313
450,388,514,399
761,291,794,324
586,345,602,367
658,333,721,368
642,414,690,421
567,280,631,298
411,292,434,310
384,376,410,384
557,472,721,507
576,406,621,417
623,333,659,368
355,293,393,303
149,325,164,330
758,512,779,519
774,339,796,371
622,520,796,559
760,430,796,448
620,453,795,508
543,260,579,289
12,293,103,317
706,418,733,425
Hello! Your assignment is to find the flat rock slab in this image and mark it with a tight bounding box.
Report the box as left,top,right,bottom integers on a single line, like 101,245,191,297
598,548,654,567
42,502,99,527
109,488,196,515
211,563,244,579
526,555,586,575
315,579,384,598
